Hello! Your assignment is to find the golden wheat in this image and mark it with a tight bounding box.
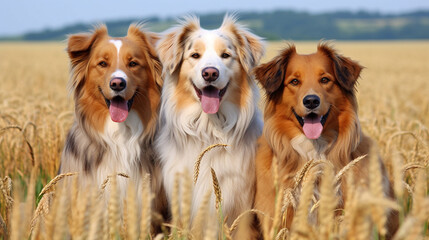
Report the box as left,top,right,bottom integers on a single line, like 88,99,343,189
0,41,428,239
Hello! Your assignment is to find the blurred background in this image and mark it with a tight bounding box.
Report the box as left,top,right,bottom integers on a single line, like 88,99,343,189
1,0,429,41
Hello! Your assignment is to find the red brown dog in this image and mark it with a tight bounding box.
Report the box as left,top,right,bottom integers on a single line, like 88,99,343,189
253,43,397,237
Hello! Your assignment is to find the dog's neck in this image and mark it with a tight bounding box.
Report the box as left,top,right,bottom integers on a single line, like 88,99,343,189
290,134,329,161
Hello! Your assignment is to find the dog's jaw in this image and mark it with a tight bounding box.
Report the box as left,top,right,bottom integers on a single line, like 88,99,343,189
192,82,229,114
293,107,331,139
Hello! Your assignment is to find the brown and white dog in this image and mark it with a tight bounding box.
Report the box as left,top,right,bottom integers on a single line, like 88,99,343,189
155,15,265,226
253,43,396,233
59,25,165,213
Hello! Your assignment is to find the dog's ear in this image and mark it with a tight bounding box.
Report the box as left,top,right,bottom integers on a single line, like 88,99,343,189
318,43,363,93
220,15,265,73
127,24,160,48
157,16,200,75
254,45,296,94
128,25,163,88
67,25,108,95
67,25,107,62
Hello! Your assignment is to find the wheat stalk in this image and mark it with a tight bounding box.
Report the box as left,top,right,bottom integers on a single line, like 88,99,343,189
191,190,212,239
281,188,297,213
229,209,267,233
108,175,120,239
88,190,104,240
369,149,387,236
180,171,192,237
271,188,284,238
293,159,314,189
100,172,130,191
140,174,152,239
203,215,217,240
275,228,289,240
10,184,22,240
0,125,36,166
334,154,367,184
0,176,13,209
223,222,232,240
38,172,78,197
170,173,180,239
402,162,426,173
392,153,405,198
193,143,227,184
290,169,316,240
126,182,138,240
73,189,91,240
211,168,222,210
318,163,337,240
52,182,70,240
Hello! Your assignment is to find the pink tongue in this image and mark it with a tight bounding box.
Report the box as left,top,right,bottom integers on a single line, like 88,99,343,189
201,88,220,114
109,98,129,123
303,117,323,139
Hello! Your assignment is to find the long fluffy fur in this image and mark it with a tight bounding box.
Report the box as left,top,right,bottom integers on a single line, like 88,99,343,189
59,25,166,216
253,43,397,236
155,15,265,226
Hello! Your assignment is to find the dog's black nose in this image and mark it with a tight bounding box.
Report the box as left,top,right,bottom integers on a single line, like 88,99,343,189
110,78,126,91
303,95,320,109
202,67,219,82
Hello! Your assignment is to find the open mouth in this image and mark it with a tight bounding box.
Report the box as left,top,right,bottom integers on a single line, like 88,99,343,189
99,87,136,123
293,107,331,140
193,83,229,114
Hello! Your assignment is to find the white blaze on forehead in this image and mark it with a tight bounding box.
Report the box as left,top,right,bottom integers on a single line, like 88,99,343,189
109,39,122,55
109,39,127,80
111,70,128,80
109,39,123,66
196,30,224,67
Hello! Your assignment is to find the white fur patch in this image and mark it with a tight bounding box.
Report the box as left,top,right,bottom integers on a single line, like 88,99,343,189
290,134,328,160
111,70,128,80
109,39,122,55
109,39,123,65
99,110,144,198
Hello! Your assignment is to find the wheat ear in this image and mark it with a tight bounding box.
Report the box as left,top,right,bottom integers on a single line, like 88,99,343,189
194,143,227,184
290,169,316,240
318,163,337,240
211,168,222,210
38,172,78,197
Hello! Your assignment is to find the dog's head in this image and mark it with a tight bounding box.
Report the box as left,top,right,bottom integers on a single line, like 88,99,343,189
157,15,264,114
255,43,362,140
67,25,162,123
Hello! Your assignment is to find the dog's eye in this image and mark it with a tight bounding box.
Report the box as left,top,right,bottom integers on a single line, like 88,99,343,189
289,79,300,86
191,53,200,59
129,61,138,67
221,53,230,59
98,61,108,68
320,77,330,84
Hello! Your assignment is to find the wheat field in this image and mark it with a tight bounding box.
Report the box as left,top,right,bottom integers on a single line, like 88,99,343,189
0,41,428,239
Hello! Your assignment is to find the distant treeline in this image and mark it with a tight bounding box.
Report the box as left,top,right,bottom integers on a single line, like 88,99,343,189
2,10,429,41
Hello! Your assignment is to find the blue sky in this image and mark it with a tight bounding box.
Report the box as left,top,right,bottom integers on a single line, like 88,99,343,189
1,0,429,36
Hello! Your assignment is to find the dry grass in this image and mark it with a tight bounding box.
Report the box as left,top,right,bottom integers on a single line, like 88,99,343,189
0,41,428,239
